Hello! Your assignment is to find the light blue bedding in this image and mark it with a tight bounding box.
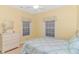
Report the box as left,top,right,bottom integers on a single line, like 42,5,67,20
21,37,79,54
21,37,70,54
69,35,79,54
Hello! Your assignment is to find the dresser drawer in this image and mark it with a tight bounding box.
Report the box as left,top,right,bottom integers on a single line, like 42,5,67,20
3,38,19,45
1,32,20,52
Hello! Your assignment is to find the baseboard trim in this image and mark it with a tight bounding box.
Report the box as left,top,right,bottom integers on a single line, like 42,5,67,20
3,47,19,53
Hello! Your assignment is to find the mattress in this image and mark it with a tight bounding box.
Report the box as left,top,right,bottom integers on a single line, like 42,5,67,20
21,37,70,54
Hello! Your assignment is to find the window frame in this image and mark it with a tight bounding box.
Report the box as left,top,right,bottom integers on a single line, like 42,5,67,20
43,19,55,37
45,20,55,37
22,21,32,36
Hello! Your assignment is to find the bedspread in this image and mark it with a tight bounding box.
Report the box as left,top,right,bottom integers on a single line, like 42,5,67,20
21,37,70,54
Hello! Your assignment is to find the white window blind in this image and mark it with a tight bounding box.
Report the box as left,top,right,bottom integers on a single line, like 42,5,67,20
45,20,55,37
23,21,31,36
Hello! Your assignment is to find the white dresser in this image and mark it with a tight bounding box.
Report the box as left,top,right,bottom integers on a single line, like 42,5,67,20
0,30,20,53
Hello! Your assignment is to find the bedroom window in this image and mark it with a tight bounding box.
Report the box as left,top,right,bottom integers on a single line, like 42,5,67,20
45,20,55,37
22,21,31,36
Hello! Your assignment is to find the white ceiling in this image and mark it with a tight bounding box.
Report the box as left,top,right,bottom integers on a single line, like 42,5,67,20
12,5,63,14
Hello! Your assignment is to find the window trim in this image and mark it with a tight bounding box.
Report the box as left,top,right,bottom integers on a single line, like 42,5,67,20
43,20,55,37
22,21,32,36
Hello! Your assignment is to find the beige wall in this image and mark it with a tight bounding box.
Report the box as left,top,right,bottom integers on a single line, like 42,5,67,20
77,6,79,31
0,6,35,44
33,6,77,39
0,6,78,45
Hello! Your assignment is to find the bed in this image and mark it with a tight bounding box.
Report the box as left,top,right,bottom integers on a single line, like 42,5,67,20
21,37,71,54
21,35,79,54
